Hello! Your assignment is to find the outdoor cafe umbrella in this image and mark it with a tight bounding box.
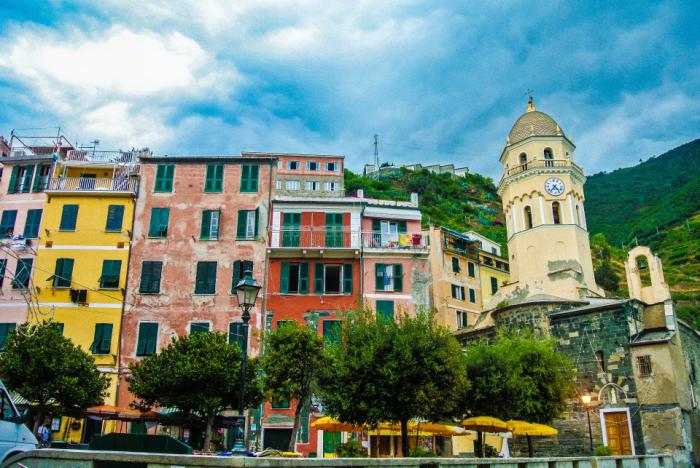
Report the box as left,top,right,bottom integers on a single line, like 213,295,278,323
310,417,363,433
460,416,509,457
507,420,558,457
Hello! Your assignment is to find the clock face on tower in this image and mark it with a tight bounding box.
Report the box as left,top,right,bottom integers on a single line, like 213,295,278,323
544,177,565,196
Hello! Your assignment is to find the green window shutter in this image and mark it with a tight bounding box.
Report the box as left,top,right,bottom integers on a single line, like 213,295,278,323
323,320,342,345
148,208,169,237
92,323,113,354
0,260,6,288
372,219,381,232
21,165,34,193
205,164,224,192
24,209,42,238
249,165,259,192
375,263,385,291
12,258,32,289
139,261,162,293
215,164,224,191
136,322,158,356
343,263,353,294
231,260,242,292
190,322,210,334
200,210,212,239
195,261,217,294
376,300,394,322
491,276,499,294
282,212,301,247
393,263,403,292
0,323,16,351
154,165,165,191
54,258,74,288
461,286,466,301
280,262,290,294
468,262,475,277
452,257,460,273
7,167,19,194
204,164,214,192
314,263,324,294
299,262,309,293
398,221,407,233
155,164,174,192
0,210,17,238
32,165,45,192
59,205,79,231
469,288,476,303
236,210,248,238
228,322,245,349
240,164,258,192
100,260,122,289
105,205,124,232
254,208,259,237
165,164,175,191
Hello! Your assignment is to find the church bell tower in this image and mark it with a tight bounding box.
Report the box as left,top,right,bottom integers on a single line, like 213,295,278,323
497,98,603,300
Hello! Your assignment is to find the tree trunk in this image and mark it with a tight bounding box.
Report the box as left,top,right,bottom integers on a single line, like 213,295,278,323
288,398,304,453
32,405,45,434
202,413,215,451
400,418,409,457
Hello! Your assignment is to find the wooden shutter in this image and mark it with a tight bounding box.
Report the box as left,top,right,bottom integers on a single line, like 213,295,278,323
204,164,214,192
299,262,309,294
0,210,17,238
343,263,353,294
372,219,381,232
7,167,19,193
398,221,407,233
469,288,476,303
254,208,259,237
105,205,124,232
60,205,78,231
375,263,385,291
54,258,74,288
0,260,6,288
468,262,475,277
137,323,158,356
229,322,245,349
461,286,466,301
280,262,290,293
24,209,42,238
314,263,324,294
232,260,242,292
32,165,43,192
240,165,250,192
201,210,212,239
214,164,224,191
249,165,259,191
393,264,403,292
100,260,121,289
92,324,113,354
164,164,174,191
376,300,394,322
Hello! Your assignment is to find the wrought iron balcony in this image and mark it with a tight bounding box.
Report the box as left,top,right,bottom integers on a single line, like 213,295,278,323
65,149,142,165
361,231,427,250
270,228,360,249
500,159,583,185
46,177,139,194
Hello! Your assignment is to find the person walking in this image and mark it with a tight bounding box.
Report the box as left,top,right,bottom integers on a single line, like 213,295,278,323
36,423,50,448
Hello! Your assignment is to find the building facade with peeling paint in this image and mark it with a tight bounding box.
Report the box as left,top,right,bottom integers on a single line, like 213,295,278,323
117,154,277,444
30,147,143,443
261,189,430,457
456,99,700,465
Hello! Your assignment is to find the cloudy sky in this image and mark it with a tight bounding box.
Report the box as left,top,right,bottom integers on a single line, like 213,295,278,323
0,1,698,179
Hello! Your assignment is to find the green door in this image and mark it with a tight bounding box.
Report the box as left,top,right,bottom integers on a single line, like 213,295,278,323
325,213,344,248
282,213,301,247
323,431,342,456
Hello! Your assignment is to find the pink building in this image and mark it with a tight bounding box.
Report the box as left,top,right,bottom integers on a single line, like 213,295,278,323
0,134,72,342
247,152,344,197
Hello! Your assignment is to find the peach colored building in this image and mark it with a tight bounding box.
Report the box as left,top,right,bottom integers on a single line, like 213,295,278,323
247,151,344,197
0,134,72,337
117,154,277,442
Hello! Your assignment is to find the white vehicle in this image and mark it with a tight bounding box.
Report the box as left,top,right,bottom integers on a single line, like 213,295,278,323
0,380,37,463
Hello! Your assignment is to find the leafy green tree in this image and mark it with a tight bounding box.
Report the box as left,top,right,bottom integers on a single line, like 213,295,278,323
319,309,469,457
261,321,325,452
128,331,262,450
463,330,575,423
0,321,109,432
595,261,621,292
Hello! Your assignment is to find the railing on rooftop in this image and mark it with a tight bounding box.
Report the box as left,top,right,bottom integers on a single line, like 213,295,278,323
46,177,138,194
501,159,583,183
362,231,427,250
65,149,142,164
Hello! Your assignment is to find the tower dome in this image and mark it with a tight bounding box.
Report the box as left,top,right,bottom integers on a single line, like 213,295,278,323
507,100,565,145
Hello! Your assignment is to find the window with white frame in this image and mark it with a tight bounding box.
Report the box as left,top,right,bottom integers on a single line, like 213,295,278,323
307,161,319,171
306,181,321,191
326,162,337,172
457,311,468,329
451,284,465,301
285,180,300,191
324,182,338,192
288,161,300,170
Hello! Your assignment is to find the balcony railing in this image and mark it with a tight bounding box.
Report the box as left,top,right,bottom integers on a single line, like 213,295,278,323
46,177,138,194
66,149,140,164
362,231,427,250
270,228,360,249
501,159,583,183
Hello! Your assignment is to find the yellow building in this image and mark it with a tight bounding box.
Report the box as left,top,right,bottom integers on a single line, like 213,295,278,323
30,148,143,443
426,226,482,331
463,231,510,308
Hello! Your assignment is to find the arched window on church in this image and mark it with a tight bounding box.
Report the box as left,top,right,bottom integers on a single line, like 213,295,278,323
544,148,554,167
524,206,533,229
576,205,581,226
552,202,561,224
519,153,528,171
636,256,652,287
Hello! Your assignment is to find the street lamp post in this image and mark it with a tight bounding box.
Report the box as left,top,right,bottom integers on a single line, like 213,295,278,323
581,394,593,455
232,270,261,454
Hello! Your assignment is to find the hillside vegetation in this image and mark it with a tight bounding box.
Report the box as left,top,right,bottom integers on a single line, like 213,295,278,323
345,139,700,326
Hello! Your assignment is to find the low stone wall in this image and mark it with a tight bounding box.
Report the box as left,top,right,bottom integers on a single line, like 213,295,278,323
4,450,676,468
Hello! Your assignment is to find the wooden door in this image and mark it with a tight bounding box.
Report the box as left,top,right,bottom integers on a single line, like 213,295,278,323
604,411,633,455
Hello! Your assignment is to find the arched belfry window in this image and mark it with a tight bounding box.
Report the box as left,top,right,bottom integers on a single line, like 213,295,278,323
636,256,652,287
552,202,561,224
519,153,527,164
544,148,554,166
524,206,533,229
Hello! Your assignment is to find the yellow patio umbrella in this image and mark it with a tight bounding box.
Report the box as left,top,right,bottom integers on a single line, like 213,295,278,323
506,420,558,457
414,422,468,437
460,417,509,457
311,416,363,432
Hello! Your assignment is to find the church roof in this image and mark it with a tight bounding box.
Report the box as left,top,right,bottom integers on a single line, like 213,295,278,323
507,103,566,145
